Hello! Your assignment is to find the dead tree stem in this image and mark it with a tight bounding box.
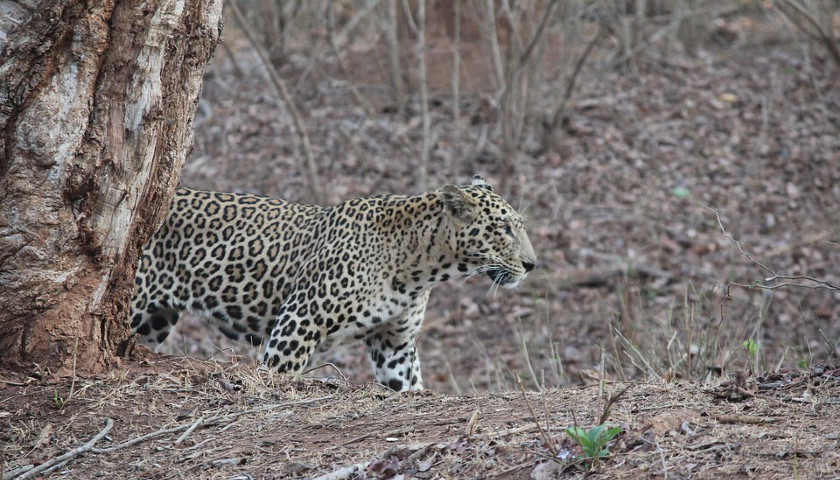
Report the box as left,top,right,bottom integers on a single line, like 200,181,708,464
416,0,430,189
229,0,323,204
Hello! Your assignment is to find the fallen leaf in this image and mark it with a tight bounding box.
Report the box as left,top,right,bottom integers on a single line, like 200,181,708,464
34,423,53,450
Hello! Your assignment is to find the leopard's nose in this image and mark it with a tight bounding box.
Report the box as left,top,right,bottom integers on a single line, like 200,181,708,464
522,261,535,272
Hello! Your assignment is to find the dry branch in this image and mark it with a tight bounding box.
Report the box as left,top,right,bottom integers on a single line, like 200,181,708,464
716,414,779,425
416,0,431,189
312,443,430,480
228,0,323,203
478,422,541,439
8,418,113,480
482,0,505,91
327,3,374,116
704,204,839,292
90,394,333,454
332,0,382,51
545,25,605,150
173,416,204,446
516,375,557,458
449,0,462,159
383,0,405,102
775,0,840,66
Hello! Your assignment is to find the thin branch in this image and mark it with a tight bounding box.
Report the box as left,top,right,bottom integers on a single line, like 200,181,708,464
702,204,776,277
519,0,559,67
229,1,323,203
703,204,839,291
399,0,418,34
450,0,461,145
705,204,839,341
544,23,604,152
482,0,505,91
384,0,404,102
11,418,113,480
301,362,349,382
598,384,632,425
332,0,382,50
312,443,430,480
173,416,204,446
90,395,333,454
416,0,430,189
326,3,374,115
776,0,840,66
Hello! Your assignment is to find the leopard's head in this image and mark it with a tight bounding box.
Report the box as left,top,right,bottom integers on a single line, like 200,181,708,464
440,175,537,289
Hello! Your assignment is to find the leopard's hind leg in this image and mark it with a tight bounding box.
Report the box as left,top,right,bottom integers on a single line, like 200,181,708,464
131,300,182,351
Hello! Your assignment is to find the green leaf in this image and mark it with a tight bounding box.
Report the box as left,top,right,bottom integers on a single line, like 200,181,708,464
564,424,623,468
672,186,690,199
600,427,622,443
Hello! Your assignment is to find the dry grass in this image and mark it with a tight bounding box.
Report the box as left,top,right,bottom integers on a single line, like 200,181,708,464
2,357,839,479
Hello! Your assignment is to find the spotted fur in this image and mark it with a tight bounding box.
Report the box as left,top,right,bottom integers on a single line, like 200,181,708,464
131,176,536,391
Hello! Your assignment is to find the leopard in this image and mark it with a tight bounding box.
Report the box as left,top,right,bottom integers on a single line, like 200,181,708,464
130,175,536,391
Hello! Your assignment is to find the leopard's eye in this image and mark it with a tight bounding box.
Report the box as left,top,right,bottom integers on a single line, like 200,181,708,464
503,223,513,237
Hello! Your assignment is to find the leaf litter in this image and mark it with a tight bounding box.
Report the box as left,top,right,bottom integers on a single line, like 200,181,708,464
4,8,840,480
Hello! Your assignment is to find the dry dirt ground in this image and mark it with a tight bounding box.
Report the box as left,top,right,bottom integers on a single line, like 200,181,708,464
3,8,840,480
2,360,840,479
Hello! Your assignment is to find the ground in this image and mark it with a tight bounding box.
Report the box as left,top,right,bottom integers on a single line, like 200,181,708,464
3,6,840,479
2,360,839,479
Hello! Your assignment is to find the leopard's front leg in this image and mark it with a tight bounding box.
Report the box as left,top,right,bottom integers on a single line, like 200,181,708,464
365,293,428,392
262,306,323,375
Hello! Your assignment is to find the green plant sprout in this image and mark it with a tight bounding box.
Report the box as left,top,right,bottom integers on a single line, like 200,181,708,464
564,424,622,470
743,339,758,359
52,389,65,409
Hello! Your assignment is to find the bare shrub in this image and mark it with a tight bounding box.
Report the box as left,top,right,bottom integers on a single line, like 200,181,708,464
773,0,840,67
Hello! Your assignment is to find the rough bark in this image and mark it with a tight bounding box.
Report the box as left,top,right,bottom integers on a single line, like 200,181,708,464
0,0,223,374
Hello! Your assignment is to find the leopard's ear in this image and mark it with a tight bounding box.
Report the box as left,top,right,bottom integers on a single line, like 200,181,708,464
440,185,477,225
470,175,492,191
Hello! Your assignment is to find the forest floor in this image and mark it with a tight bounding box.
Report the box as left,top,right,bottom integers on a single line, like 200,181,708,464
3,7,840,480
2,358,839,479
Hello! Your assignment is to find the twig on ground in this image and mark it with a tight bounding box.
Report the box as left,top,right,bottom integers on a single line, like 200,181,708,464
9,418,113,480
654,436,668,478
598,384,632,425
0,379,27,386
301,362,349,382
312,443,430,480
91,395,333,454
174,416,204,446
479,422,540,439
716,414,779,424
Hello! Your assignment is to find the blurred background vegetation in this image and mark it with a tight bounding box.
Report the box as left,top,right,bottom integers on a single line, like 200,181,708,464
170,0,839,393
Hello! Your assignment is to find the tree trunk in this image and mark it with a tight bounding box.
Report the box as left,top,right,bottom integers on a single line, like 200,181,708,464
0,0,223,375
